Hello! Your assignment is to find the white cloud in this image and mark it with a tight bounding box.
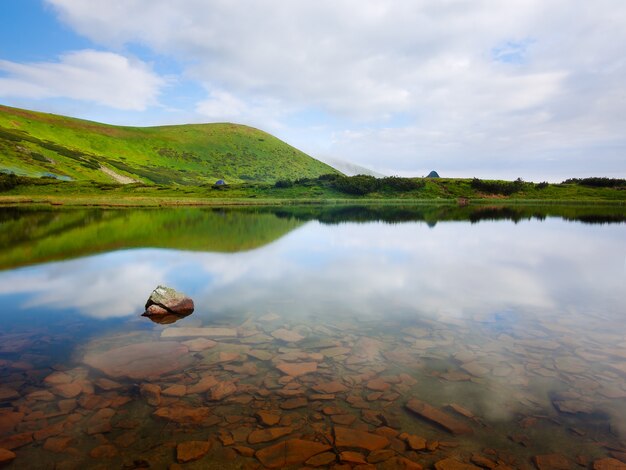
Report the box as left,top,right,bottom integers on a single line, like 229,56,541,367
41,1,626,176
0,50,165,110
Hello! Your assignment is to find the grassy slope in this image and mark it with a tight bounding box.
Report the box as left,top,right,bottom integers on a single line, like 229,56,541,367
0,104,338,184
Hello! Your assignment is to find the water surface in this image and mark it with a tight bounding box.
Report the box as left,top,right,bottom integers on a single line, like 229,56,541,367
0,205,625,469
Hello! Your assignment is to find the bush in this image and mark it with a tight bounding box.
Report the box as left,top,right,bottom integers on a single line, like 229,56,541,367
0,173,19,191
536,181,549,189
470,177,525,195
562,177,626,188
274,179,293,188
331,175,380,195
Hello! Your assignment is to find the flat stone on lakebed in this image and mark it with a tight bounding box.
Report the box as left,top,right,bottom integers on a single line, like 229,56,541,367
83,341,190,379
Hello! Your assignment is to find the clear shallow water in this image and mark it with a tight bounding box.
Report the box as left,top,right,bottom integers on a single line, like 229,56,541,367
0,206,625,469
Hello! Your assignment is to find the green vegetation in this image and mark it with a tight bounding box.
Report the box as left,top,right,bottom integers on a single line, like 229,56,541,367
1,173,624,206
0,105,624,206
0,104,338,185
2,204,624,270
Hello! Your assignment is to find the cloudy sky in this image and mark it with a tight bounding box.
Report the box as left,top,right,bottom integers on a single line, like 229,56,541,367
1,0,625,180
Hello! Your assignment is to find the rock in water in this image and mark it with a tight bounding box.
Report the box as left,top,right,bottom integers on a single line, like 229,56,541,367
143,285,194,318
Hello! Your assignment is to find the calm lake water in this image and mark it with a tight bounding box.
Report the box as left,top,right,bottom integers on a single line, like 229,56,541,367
0,205,625,469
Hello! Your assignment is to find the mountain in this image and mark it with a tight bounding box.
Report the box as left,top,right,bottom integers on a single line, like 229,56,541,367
0,105,339,185
319,156,384,177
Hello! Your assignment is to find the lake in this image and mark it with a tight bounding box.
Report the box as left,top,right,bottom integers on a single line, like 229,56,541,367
0,205,625,469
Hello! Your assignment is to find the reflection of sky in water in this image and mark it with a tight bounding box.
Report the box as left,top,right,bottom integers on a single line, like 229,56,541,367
0,218,623,329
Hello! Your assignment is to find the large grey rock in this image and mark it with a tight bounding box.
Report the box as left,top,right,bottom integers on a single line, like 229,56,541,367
144,285,194,317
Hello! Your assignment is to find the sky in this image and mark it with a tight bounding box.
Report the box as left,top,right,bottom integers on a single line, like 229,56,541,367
0,0,625,180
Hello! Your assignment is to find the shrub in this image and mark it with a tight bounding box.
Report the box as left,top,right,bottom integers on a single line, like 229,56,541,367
562,177,626,188
0,173,19,191
274,179,293,188
470,177,525,195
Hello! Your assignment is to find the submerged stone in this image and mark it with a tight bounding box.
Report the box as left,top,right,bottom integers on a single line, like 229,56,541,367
248,427,293,444
176,440,210,463
334,426,389,451
533,454,572,470
405,399,473,435
83,342,190,379
255,439,331,468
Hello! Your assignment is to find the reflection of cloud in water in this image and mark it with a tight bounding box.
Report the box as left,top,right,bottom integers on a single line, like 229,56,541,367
0,219,623,325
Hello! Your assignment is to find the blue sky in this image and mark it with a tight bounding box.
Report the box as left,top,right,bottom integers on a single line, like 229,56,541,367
1,0,625,180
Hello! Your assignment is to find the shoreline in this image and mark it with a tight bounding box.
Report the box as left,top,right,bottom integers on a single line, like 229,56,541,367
1,195,625,208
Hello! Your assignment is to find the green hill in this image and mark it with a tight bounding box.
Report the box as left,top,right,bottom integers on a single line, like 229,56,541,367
0,104,339,185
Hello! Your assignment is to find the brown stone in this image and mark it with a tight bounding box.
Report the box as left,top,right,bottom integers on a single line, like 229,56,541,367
161,327,237,338
593,458,626,470
0,387,19,402
310,393,335,401
313,381,348,394
0,432,33,450
94,378,123,391
276,362,317,377
218,352,242,363
162,385,187,397
44,371,72,385
86,408,115,435
255,439,331,468
379,457,423,469
334,426,389,451
332,414,357,425
271,329,304,343
83,342,190,379
280,397,307,410
405,435,427,451
34,421,64,441
341,451,367,464
43,436,73,453
0,448,16,465
207,381,237,401
533,454,572,470
176,440,210,463
470,454,497,469
366,378,391,391
248,427,293,444
182,338,217,352
256,411,281,426
140,383,161,406
218,430,235,446
434,458,480,470
187,376,219,394
0,411,24,435
368,449,396,463
89,444,118,459
248,349,273,361
405,399,473,435
153,406,211,424
306,451,337,466
232,445,255,457
51,382,82,399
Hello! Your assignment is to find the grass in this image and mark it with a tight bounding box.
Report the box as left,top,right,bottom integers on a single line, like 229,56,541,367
0,174,624,207
0,104,339,185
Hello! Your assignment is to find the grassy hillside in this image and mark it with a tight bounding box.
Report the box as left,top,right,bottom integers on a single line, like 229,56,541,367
0,104,339,184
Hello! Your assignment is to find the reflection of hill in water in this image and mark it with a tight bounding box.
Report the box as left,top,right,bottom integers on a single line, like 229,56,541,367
269,204,626,225
1,204,624,270
0,208,303,270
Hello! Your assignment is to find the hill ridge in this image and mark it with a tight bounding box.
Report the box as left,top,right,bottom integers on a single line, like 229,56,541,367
0,104,339,185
